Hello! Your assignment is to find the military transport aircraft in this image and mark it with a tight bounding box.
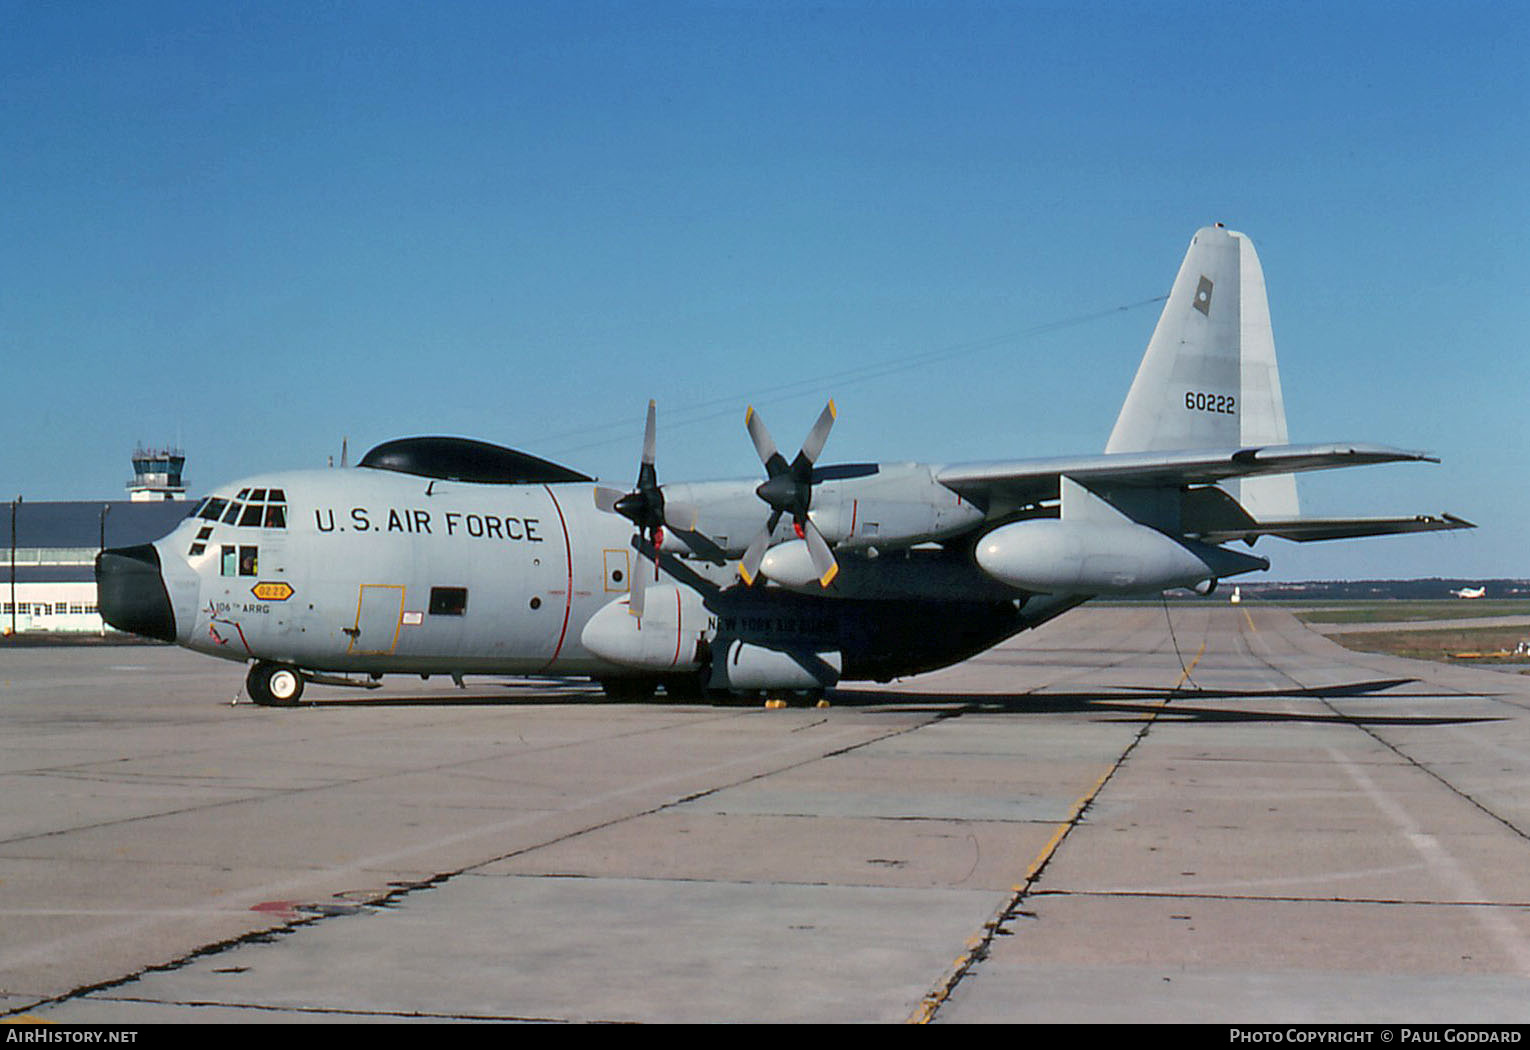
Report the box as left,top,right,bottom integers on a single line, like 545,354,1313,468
96,226,1471,705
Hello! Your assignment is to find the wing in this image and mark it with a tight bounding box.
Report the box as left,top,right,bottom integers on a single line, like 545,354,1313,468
938,442,1435,505
937,443,1472,541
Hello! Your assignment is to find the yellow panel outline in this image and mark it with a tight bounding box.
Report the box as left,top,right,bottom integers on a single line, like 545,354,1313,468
349,584,405,655
602,548,631,593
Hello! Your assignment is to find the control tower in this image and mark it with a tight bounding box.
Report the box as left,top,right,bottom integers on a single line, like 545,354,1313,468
127,446,187,502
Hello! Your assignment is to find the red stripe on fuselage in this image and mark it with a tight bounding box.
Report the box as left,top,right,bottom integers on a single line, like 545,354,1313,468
670,585,682,668
538,485,574,672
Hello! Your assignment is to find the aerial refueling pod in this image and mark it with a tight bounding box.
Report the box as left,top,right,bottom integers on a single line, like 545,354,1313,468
974,519,1267,595
579,584,712,671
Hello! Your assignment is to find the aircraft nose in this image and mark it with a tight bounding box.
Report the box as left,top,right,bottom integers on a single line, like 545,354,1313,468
95,544,178,642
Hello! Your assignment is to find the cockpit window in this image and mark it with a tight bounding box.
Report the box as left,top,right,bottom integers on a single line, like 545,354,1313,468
198,490,289,533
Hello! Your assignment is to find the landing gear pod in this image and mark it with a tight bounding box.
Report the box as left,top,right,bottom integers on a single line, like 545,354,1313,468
720,642,842,692
580,584,712,672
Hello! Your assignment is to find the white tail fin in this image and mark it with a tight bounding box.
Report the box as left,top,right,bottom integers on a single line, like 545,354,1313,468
1106,225,1298,518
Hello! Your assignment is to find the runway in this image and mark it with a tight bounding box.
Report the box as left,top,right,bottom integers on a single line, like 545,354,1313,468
2,606,1528,1023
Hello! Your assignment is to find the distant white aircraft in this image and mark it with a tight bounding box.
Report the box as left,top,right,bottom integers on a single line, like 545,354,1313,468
1452,586,1486,599
96,226,1473,705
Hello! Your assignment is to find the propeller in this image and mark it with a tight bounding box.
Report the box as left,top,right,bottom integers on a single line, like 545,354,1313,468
737,400,839,588
594,401,697,618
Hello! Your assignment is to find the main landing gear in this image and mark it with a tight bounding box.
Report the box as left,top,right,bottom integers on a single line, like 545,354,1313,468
246,661,306,706
594,673,724,703
762,689,829,709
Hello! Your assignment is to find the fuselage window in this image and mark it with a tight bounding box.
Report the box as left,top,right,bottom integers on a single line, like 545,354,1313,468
429,587,468,616
239,546,258,576
220,545,237,576
263,504,286,528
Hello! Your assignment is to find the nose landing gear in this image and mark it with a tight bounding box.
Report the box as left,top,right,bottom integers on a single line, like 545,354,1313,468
246,661,306,706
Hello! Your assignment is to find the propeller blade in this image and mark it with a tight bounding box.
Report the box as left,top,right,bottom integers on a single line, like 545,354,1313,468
594,485,625,513
641,399,657,467
738,508,783,586
737,529,771,586
629,562,647,618
801,517,839,587
798,400,836,466
745,406,790,477
630,540,660,619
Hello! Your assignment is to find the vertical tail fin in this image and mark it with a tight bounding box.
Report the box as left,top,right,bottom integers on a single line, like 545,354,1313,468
1106,225,1298,518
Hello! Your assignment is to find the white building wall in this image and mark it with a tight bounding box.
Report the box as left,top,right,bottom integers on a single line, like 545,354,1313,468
2,581,107,635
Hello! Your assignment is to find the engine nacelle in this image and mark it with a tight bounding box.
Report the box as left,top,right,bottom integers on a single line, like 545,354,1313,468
806,466,985,549
580,584,713,671
720,641,842,691
975,519,1264,594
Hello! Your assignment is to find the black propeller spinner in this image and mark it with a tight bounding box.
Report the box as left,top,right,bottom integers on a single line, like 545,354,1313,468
594,401,696,618
613,410,666,544
738,400,839,587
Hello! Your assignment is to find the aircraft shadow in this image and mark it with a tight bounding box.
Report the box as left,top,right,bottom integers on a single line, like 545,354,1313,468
832,678,1502,728
1102,677,1423,699
292,675,1501,727
299,693,606,709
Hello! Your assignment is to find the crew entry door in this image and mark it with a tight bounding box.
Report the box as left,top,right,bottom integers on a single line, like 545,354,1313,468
349,584,404,655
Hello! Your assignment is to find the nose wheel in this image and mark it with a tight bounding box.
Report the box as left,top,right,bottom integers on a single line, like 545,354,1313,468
247,661,306,706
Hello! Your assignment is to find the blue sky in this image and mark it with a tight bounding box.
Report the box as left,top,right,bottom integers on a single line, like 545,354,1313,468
4,1,1524,580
